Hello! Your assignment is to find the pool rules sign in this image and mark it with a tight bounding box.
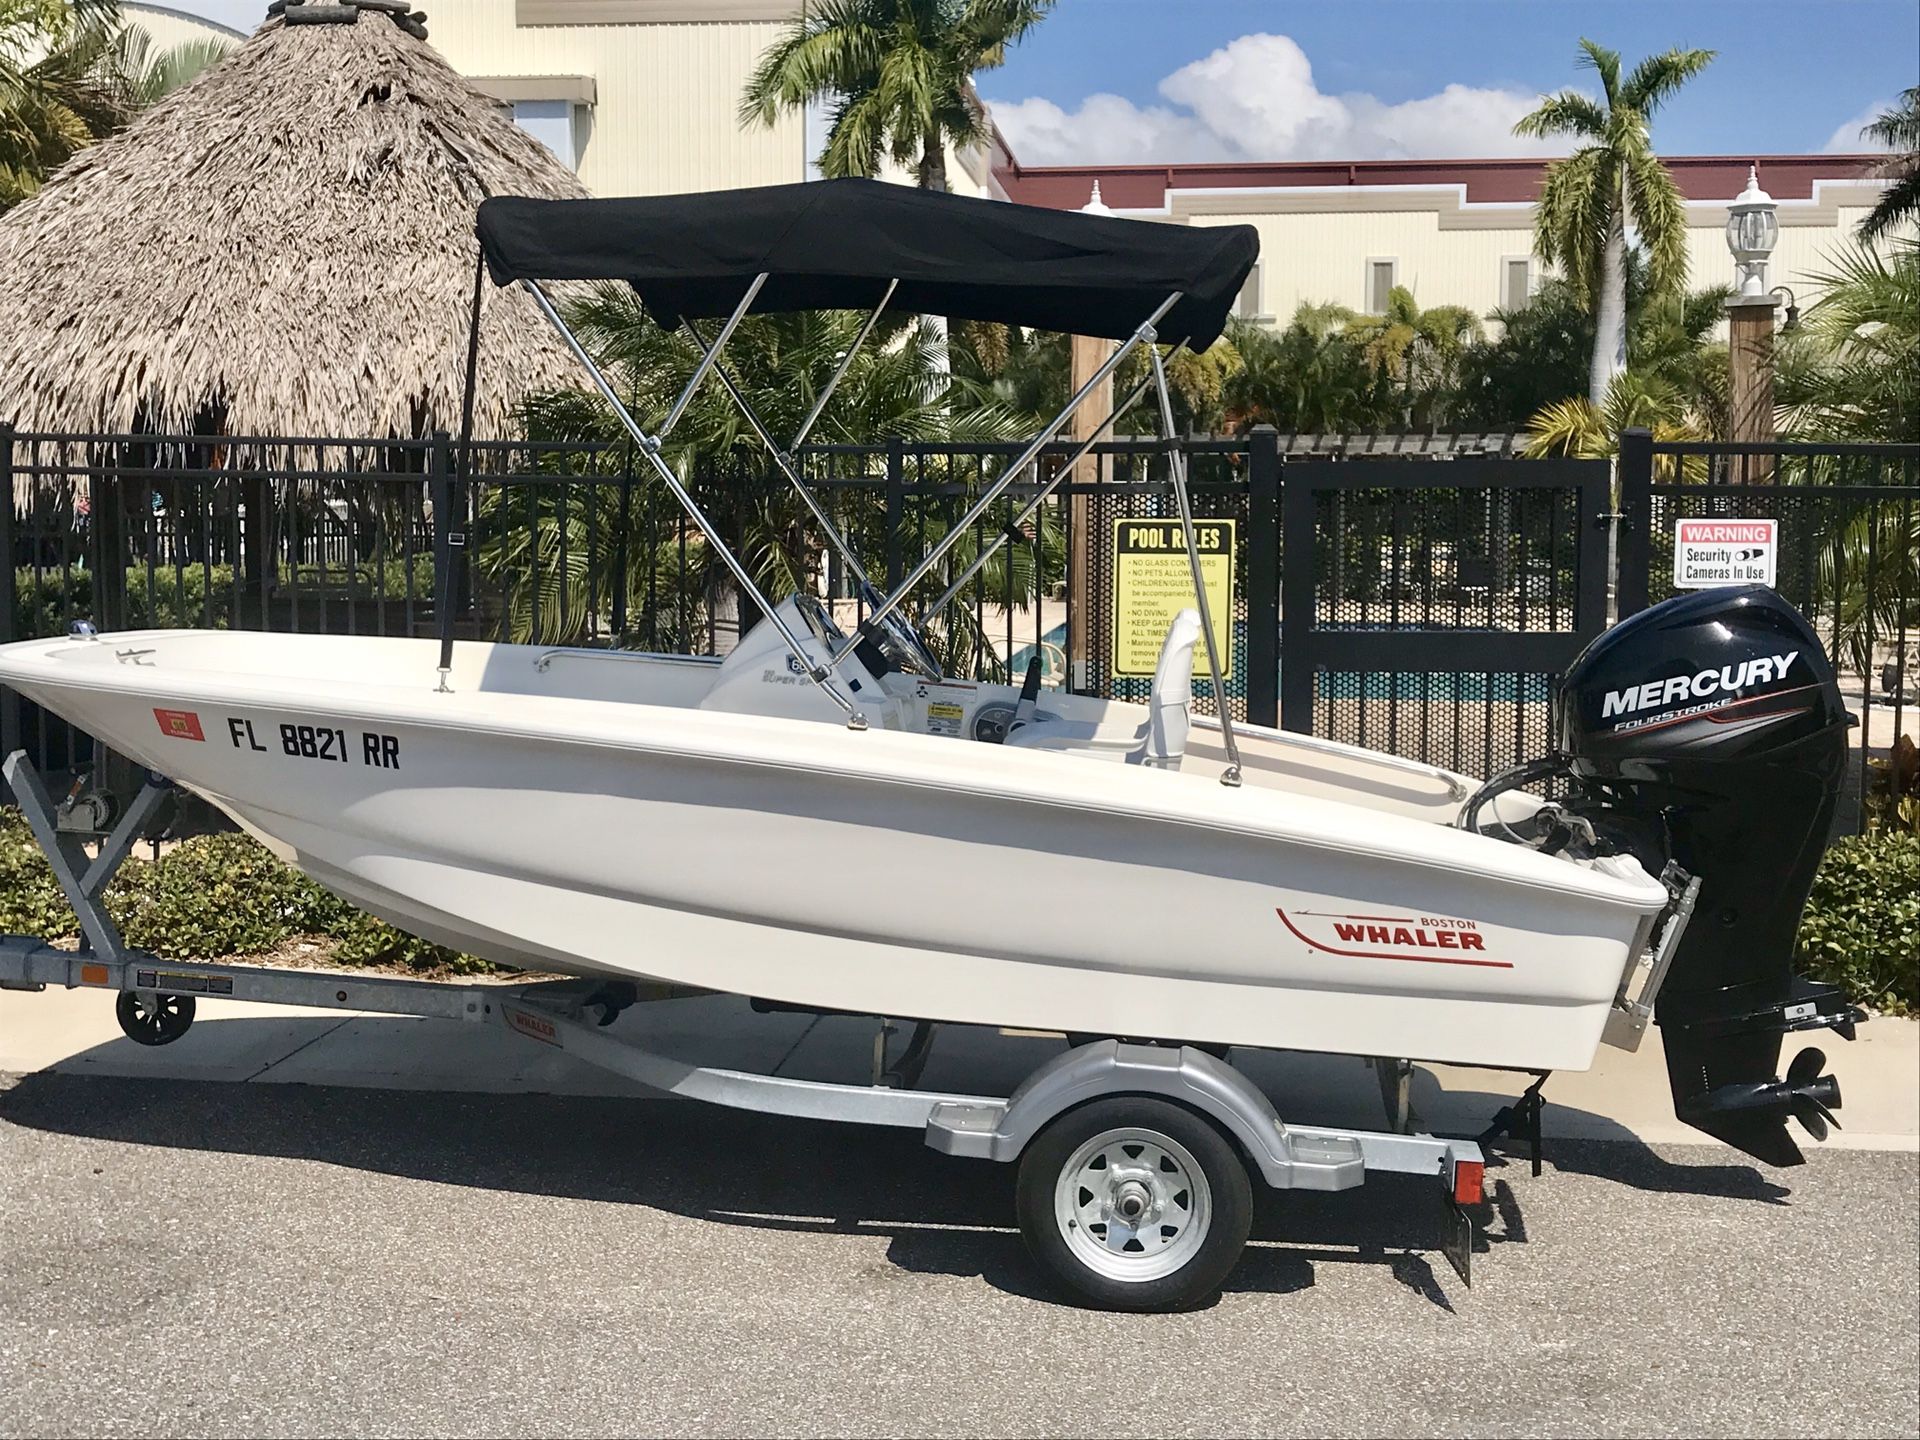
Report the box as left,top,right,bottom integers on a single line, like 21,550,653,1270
1111,518,1235,678
1673,518,1778,590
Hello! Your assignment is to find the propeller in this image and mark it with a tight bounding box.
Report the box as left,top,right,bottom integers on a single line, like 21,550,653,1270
1785,1047,1843,1142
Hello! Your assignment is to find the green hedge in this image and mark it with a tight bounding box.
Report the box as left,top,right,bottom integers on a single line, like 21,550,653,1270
0,808,495,975
14,564,238,633
1797,833,1920,1018
11,558,436,637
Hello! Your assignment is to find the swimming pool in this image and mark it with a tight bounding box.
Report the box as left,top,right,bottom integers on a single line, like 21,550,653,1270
1006,623,1549,704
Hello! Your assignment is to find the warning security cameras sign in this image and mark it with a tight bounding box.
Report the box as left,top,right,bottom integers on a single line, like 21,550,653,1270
1673,518,1777,589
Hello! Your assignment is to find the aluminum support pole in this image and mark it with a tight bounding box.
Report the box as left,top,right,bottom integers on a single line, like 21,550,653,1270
792,280,898,448
921,370,1158,625
523,280,863,723
685,318,875,592
1151,345,1242,787
827,292,1181,672
658,273,768,441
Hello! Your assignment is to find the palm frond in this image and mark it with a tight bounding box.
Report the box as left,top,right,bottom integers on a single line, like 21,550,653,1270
1624,144,1689,294
1575,38,1622,105
1512,89,1607,140
1618,47,1716,115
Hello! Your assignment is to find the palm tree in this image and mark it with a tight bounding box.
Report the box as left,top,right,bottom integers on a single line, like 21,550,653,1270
1514,39,1714,406
0,0,126,207
496,285,1030,646
1521,371,1702,468
0,1,229,210
1775,239,1920,442
1344,285,1485,429
112,24,231,108
739,0,1052,192
1221,309,1395,436
1857,87,1920,243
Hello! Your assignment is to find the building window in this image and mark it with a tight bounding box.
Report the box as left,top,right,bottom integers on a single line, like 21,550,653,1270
1236,262,1266,321
1366,259,1396,315
512,99,577,169
1502,257,1533,312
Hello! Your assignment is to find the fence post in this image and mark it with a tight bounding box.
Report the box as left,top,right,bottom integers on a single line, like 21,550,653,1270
1,423,18,771
1245,426,1280,729
883,436,905,592
1615,426,1654,620
1279,460,1317,734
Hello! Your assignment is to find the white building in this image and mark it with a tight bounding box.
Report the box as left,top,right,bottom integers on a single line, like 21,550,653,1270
133,4,1889,316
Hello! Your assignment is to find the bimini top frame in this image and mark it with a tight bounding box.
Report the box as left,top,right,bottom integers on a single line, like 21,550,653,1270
457,179,1258,780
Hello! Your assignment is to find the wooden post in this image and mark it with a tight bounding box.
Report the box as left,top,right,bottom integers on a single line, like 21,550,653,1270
1725,295,1779,482
1066,332,1114,693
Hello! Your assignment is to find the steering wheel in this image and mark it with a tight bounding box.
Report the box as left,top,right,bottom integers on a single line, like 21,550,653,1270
857,580,945,680
789,590,844,649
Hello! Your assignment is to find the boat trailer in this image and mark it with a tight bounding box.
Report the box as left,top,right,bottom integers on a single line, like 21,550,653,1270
1,751,1486,1311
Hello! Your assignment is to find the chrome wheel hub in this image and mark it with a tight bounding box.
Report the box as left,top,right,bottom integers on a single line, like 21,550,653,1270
1053,1127,1213,1283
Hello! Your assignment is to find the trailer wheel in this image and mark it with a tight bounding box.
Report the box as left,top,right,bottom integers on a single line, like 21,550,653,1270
1016,1096,1252,1312
116,992,195,1046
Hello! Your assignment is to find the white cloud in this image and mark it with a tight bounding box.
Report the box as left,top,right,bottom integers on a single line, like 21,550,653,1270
987,95,1235,165
1823,99,1895,153
988,33,1575,166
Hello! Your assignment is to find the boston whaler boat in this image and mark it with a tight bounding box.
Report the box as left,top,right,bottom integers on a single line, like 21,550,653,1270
0,181,1862,1310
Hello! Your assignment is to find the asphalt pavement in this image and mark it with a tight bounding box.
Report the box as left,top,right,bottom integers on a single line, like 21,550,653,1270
2,1070,1916,1438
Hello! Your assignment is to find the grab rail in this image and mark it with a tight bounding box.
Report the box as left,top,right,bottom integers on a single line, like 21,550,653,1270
1190,715,1471,800
533,648,723,674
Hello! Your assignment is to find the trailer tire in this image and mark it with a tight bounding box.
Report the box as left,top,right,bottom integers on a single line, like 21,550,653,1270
1016,1096,1252,1312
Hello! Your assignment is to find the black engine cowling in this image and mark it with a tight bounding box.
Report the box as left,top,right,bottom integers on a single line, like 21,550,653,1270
1556,585,1861,1165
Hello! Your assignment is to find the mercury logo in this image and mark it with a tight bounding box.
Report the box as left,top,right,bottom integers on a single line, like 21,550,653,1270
1601,651,1798,719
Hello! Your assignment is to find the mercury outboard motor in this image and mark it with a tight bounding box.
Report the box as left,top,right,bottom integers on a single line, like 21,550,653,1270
1554,585,1863,1165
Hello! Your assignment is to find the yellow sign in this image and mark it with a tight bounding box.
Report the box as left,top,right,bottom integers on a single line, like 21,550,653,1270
1110,518,1235,678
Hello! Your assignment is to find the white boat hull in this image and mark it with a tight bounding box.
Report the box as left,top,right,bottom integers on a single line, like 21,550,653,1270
0,631,1672,1072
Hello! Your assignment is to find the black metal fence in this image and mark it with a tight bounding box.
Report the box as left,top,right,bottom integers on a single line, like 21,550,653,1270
4,424,1912,834
1619,431,1918,832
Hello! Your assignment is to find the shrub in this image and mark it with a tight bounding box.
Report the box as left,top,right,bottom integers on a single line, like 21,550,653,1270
12,565,238,635
109,832,336,959
328,911,490,973
0,808,495,974
1796,833,1920,1017
0,807,72,936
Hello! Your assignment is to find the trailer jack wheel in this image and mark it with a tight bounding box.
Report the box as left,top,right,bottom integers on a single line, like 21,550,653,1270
1015,1096,1252,1313
116,992,196,1047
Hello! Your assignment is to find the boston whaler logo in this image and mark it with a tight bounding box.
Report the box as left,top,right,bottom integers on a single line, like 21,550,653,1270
1599,650,1801,732
1276,909,1512,968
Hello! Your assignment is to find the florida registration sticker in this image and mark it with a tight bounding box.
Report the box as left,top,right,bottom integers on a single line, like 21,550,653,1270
153,708,205,742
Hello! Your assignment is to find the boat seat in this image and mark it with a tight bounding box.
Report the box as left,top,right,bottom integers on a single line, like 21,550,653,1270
1004,609,1200,770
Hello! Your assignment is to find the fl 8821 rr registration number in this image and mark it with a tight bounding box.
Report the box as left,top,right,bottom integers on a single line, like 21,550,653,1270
224,716,401,770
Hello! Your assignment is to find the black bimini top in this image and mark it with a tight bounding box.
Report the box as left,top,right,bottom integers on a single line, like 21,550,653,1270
476,178,1259,351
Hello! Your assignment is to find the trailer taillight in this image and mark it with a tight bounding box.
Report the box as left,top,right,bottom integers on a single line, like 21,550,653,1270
1452,1158,1484,1206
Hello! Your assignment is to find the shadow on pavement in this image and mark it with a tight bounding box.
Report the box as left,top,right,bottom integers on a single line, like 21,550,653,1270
0,1015,1793,1306
1,1065,1484,1309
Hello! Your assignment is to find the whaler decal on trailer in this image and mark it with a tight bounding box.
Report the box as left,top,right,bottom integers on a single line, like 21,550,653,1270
1276,909,1513,968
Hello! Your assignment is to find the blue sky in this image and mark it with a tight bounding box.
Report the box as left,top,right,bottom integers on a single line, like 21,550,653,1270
980,1,1917,165
169,0,1915,163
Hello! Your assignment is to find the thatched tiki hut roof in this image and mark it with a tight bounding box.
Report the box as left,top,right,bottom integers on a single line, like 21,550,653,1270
0,0,589,442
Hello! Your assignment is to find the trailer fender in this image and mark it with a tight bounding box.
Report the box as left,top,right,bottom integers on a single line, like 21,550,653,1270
925,1039,1325,1189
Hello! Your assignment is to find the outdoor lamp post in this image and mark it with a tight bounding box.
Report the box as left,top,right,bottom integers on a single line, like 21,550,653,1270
1724,167,1782,474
